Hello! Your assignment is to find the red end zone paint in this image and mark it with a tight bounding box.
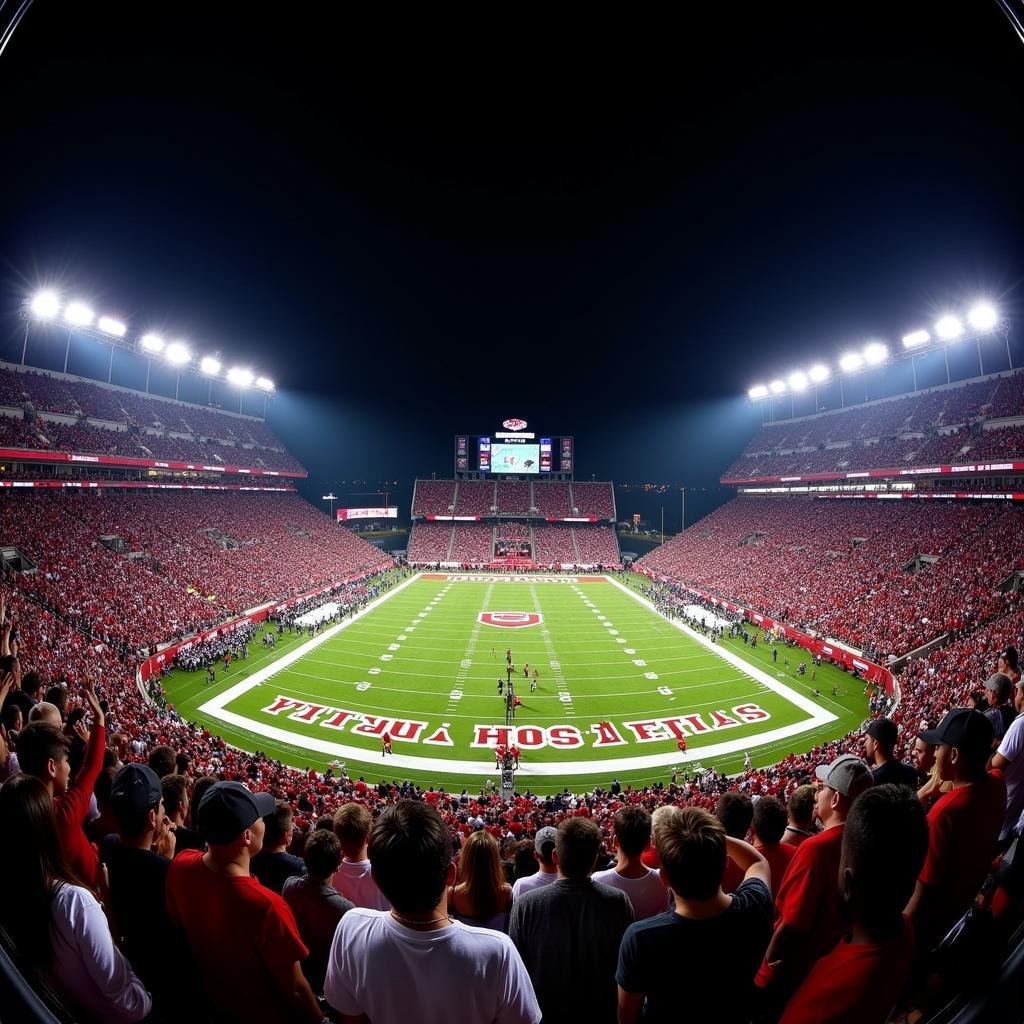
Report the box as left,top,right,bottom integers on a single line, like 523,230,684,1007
574,576,608,584
478,612,543,628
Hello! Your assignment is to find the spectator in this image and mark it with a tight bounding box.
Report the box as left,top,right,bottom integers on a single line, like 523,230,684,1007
3,664,40,723
28,701,62,726
43,683,68,721
982,672,1016,745
448,829,514,931
101,764,179,1010
716,791,754,893
864,718,918,788
592,806,671,920
510,817,634,1024
148,744,178,779
912,732,948,808
758,753,873,1001
161,773,207,854
511,825,559,900
0,774,151,1023
998,645,1021,688
282,829,353,996
331,801,390,909
324,800,540,1024
165,780,321,1024
616,805,772,1024
251,799,305,894
781,784,817,848
991,677,1024,844
750,796,795,895
16,678,106,890
779,785,930,1024
907,709,1006,954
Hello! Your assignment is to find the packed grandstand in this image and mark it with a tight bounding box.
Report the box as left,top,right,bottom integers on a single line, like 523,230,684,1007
2,360,1024,1024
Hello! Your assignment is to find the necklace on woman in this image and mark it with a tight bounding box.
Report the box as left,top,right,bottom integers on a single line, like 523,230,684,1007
389,910,452,928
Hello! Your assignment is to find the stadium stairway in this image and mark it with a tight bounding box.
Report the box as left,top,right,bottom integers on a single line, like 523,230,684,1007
445,525,456,561
571,527,581,562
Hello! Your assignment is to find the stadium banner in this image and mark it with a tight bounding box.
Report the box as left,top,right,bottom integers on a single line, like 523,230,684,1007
336,507,398,521
721,460,1024,487
636,570,895,693
0,480,294,492
0,446,307,478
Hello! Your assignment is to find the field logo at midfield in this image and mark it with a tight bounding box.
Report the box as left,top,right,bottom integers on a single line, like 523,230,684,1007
478,611,543,629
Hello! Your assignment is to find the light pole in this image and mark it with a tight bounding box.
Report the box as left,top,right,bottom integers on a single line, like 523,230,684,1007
322,492,337,519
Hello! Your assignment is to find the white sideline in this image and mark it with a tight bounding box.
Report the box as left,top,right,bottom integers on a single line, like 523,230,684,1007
198,573,838,779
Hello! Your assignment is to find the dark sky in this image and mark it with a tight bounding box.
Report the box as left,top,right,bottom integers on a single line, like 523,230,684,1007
1,3,1022,524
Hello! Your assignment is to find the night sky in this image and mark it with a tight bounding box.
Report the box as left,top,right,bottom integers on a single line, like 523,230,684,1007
1,3,1022,527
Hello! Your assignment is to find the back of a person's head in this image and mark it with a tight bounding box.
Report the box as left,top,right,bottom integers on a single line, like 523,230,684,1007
612,806,652,858
512,839,538,879
27,701,60,726
148,744,177,779
788,784,816,826
15,722,69,779
714,791,753,840
653,805,726,901
161,774,188,819
190,775,217,826
369,800,452,914
555,817,601,880
43,684,66,714
303,829,343,881
334,802,373,857
0,774,76,968
457,830,506,918
263,800,294,848
751,796,788,845
844,784,928,930
18,667,38,698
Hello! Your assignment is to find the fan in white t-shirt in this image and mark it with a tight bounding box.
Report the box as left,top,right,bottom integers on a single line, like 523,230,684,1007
591,806,672,920
511,826,559,901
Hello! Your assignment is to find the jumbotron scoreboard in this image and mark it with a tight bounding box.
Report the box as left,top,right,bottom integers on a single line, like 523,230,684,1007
455,418,573,478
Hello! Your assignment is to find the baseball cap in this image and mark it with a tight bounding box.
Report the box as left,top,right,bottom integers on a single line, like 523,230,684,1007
984,672,1012,702
197,781,276,845
865,717,898,748
999,646,1019,671
920,708,994,761
814,753,873,799
534,826,557,856
111,763,162,817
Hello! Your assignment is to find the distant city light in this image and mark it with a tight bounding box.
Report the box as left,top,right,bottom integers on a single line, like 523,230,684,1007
863,341,888,365
227,366,254,387
255,376,275,391
165,341,191,366
97,316,127,338
935,314,963,340
748,384,769,400
140,333,165,353
788,370,808,392
200,356,221,376
902,329,930,349
839,352,864,373
967,302,998,331
64,301,94,327
769,379,787,395
30,290,60,319
808,363,831,384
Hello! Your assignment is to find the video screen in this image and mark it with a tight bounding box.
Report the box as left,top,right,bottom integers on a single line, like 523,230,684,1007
491,442,540,474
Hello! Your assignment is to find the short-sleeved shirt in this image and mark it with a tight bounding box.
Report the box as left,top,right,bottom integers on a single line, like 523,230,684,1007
617,878,772,1023
250,849,305,895
919,770,1006,939
591,866,672,920
778,916,915,1024
997,716,1024,840
754,842,796,896
511,870,558,900
282,876,353,993
165,850,308,1024
324,908,540,1024
330,858,390,910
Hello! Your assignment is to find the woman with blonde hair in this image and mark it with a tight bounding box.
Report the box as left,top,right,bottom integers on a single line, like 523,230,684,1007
448,829,513,932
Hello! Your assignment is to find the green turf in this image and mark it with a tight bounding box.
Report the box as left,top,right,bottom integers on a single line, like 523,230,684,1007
162,574,869,794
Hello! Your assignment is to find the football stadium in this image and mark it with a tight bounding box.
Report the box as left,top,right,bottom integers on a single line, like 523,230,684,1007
2,5,1024,1024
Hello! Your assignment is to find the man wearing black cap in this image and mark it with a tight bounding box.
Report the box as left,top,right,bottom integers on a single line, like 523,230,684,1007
165,781,322,1024
906,708,1007,954
864,717,917,788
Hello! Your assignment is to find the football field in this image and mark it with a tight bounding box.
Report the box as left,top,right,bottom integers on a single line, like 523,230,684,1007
164,573,869,793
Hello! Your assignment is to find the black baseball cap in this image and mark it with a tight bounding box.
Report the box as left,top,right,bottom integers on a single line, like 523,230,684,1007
197,781,275,845
111,764,162,817
919,708,994,762
865,717,898,748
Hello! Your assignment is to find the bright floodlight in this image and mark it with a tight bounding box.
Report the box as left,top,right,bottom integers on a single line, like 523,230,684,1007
140,333,165,353
935,314,963,340
227,366,254,388
808,363,830,384
839,352,864,373
255,376,275,391
64,301,94,327
967,302,998,332
30,290,60,319
748,384,769,400
788,371,808,392
863,341,888,365
165,341,190,366
200,356,221,376
902,329,930,349
97,316,127,338
769,379,787,395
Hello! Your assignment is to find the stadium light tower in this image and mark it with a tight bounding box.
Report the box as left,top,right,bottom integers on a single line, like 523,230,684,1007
322,492,337,518
30,290,60,320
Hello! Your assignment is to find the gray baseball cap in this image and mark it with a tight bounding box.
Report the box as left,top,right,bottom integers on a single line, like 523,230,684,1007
534,826,557,856
984,673,1013,702
814,753,873,799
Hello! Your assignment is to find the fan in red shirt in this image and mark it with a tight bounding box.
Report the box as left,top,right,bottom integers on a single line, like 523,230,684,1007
750,796,795,896
905,708,1007,955
780,784,929,1024
757,753,873,1005
166,781,321,1024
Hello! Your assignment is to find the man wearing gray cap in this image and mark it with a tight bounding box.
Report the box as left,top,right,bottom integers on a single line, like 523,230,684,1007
511,826,559,900
165,781,322,1024
757,753,873,1002
982,672,1015,744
